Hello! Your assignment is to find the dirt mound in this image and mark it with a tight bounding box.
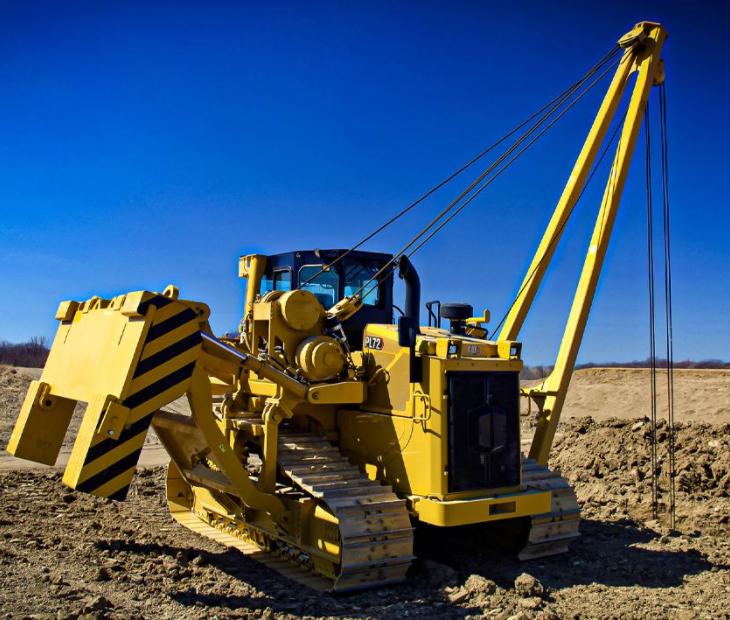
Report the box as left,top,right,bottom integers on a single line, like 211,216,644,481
1,419,728,619
0,366,36,447
551,417,729,536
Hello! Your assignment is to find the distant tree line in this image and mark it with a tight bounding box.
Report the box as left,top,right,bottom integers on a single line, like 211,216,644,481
0,338,728,374
0,337,50,367
521,358,730,380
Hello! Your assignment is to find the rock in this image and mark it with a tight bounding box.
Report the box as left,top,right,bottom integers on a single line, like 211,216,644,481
448,588,470,603
465,573,497,595
514,573,544,598
50,571,67,586
62,493,76,504
82,595,112,613
93,566,111,582
519,596,543,610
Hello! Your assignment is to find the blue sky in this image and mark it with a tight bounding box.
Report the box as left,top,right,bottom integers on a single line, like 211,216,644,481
1,1,728,365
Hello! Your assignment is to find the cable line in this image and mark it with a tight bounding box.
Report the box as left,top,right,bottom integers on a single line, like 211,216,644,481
300,46,622,287
354,54,623,300
645,101,659,521
408,66,619,259
659,82,676,530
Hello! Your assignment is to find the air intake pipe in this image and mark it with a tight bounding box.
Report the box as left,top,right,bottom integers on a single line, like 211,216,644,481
397,255,422,383
397,255,421,331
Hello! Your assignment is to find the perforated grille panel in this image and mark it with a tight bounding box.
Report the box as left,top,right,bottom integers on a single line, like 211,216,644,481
447,371,520,492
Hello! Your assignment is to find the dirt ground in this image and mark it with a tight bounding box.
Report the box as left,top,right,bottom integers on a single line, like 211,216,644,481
558,367,730,425
0,365,728,619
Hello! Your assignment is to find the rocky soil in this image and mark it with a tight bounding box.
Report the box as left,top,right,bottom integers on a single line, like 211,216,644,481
552,417,729,536
0,366,36,448
0,418,727,619
1,365,729,619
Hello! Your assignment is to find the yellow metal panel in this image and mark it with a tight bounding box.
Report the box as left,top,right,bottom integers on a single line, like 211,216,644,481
88,465,138,498
414,489,551,526
128,344,200,393
10,289,205,500
442,357,522,373
338,408,434,495
40,304,148,404
137,312,199,360
69,428,147,482
6,381,76,465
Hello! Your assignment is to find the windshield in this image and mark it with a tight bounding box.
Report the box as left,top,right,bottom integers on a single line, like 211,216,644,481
343,261,380,306
299,266,340,307
298,260,381,308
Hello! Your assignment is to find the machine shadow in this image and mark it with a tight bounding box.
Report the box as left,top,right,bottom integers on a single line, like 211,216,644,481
418,516,722,590
95,539,478,617
95,517,723,613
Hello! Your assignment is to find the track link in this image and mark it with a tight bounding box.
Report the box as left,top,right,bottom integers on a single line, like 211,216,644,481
517,458,581,560
278,429,414,591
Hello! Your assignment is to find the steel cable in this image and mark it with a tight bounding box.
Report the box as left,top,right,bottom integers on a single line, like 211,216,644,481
408,62,621,259
300,46,622,288
487,107,628,339
355,54,624,301
645,101,659,521
659,82,676,530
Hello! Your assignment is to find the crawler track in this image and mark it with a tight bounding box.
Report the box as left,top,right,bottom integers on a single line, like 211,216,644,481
278,429,414,590
518,459,581,559
167,426,413,592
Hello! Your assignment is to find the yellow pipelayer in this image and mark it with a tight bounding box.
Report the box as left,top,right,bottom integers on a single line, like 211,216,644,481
8,21,667,590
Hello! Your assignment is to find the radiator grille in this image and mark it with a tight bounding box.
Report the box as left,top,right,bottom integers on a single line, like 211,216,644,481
447,371,520,492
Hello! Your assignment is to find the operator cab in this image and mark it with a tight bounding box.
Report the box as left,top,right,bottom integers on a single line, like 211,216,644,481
261,249,395,348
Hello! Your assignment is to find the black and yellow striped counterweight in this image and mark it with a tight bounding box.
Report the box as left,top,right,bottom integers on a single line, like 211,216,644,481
7,288,207,500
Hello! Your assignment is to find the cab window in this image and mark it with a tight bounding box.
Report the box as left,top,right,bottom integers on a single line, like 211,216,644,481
261,269,292,294
273,270,291,290
343,261,380,306
299,266,340,308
